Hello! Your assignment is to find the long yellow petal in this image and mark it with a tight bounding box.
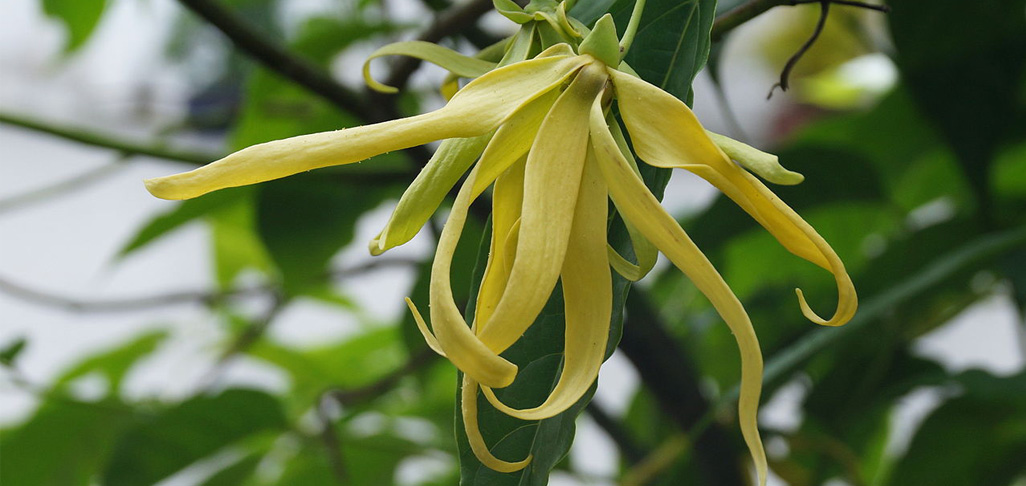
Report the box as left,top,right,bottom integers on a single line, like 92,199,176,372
610,69,856,327
145,55,589,200
480,151,611,420
370,134,491,255
476,157,526,328
461,375,532,472
428,164,517,388
589,100,768,486
476,61,608,353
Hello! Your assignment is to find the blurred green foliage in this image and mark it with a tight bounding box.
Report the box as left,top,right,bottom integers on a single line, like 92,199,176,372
2,0,1025,485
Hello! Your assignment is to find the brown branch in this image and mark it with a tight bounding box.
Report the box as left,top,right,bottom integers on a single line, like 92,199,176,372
711,0,888,42
767,0,831,97
175,0,391,123
0,258,419,314
325,348,438,406
0,112,221,165
382,0,498,92
317,395,350,484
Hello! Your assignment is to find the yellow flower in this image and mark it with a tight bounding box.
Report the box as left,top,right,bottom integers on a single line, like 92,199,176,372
144,20,856,482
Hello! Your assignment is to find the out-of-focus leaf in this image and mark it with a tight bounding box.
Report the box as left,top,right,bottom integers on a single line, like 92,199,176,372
249,325,406,411
889,0,1026,199
42,0,107,53
0,337,27,367
293,17,401,66
54,330,167,393
118,188,247,258
0,399,136,486
198,453,263,486
102,389,287,486
886,370,1026,486
255,173,391,294
208,191,272,288
276,432,426,486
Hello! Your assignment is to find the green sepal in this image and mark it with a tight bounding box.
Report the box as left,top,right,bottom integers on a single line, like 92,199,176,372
579,14,620,67
495,0,534,23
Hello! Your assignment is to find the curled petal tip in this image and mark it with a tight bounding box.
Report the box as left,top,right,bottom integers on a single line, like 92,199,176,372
795,288,853,327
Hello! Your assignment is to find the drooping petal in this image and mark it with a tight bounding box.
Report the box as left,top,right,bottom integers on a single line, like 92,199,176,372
462,375,532,472
475,157,526,327
480,150,611,420
405,297,445,357
420,164,515,388
589,100,768,486
372,85,560,256
610,69,856,328
362,41,498,94
370,134,491,256
145,54,590,200
476,61,608,353
605,119,658,281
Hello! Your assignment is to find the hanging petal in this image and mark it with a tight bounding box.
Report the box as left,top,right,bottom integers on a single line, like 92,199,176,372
589,100,768,486
480,151,611,420
476,157,526,327
462,375,532,472
476,62,608,353
145,54,589,201
606,119,658,281
362,41,498,94
425,162,517,388
370,134,491,256
610,69,856,328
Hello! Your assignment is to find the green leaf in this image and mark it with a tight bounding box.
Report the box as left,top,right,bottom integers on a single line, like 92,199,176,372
276,432,428,486
0,399,136,486
54,330,168,394
0,337,27,367
42,0,107,53
208,193,273,288
118,188,248,258
888,0,1026,201
255,172,392,294
101,389,287,486
886,370,1026,486
198,453,263,486
612,0,718,102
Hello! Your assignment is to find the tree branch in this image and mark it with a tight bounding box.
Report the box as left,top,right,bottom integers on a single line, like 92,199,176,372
711,0,888,42
175,0,392,123
382,0,499,92
619,289,746,486
0,258,419,313
0,112,220,165
324,348,438,406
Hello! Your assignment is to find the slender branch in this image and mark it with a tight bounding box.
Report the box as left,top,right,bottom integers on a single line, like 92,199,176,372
175,0,391,123
585,401,648,465
767,0,830,97
0,112,220,165
382,0,498,92
710,0,888,42
620,290,746,486
317,395,350,484
0,162,126,215
0,258,419,313
324,348,438,406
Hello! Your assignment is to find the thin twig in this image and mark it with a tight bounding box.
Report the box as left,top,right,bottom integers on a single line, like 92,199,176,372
0,162,127,215
585,401,648,465
381,0,498,92
0,112,220,165
767,0,830,98
175,0,390,123
710,0,889,42
317,394,350,484
0,258,419,314
324,348,438,406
